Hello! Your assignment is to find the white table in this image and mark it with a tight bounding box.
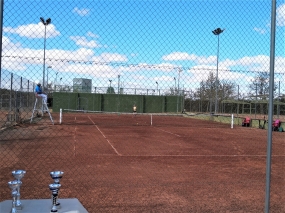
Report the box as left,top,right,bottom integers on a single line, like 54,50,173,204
0,198,88,213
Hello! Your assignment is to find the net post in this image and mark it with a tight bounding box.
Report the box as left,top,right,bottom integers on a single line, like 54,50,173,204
60,108,62,124
151,114,152,126
231,114,234,129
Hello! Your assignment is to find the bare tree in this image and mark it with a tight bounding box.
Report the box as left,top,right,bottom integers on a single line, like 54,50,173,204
248,72,277,114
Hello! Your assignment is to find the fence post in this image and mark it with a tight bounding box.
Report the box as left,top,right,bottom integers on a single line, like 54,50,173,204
10,73,13,112
0,0,4,89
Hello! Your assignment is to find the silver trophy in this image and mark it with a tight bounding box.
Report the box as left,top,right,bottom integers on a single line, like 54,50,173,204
8,180,22,213
12,170,26,210
49,183,61,213
50,171,64,209
50,171,64,184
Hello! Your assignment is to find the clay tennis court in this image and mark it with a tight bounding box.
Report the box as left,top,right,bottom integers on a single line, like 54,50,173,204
1,113,285,212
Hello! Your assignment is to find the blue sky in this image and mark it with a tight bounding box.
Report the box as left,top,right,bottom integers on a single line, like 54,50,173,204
1,0,285,96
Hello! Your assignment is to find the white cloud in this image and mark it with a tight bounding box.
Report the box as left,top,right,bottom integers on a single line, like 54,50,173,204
60,63,115,77
2,36,22,50
162,52,197,61
48,48,95,62
253,27,266,34
73,7,90,16
277,4,285,26
3,23,60,38
86,31,99,38
232,55,270,72
153,75,174,82
2,56,27,71
187,65,231,82
163,50,285,74
162,52,216,65
92,53,128,63
195,55,216,64
70,36,100,48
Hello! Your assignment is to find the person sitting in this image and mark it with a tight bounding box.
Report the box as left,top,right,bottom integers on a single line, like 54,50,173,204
272,119,281,131
35,83,47,103
242,117,251,127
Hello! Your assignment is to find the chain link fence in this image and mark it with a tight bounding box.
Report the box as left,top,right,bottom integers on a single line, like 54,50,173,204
1,0,285,212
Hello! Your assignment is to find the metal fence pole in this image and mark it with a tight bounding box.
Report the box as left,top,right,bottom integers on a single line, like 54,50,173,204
277,81,280,118
0,0,3,89
10,73,13,112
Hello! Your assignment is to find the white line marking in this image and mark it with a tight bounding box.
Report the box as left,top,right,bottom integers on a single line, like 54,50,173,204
73,126,77,157
153,127,181,137
88,116,121,156
118,155,285,157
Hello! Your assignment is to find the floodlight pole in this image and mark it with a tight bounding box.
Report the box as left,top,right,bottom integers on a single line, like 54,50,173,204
177,68,182,113
54,72,58,91
118,75,120,94
212,28,225,114
40,17,51,92
178,68,182,95
174,77,176,94
265,0,276,212
237,85,240,117
255,82,257,119
47,66,52,91
109,79,112,88
277,81,280,118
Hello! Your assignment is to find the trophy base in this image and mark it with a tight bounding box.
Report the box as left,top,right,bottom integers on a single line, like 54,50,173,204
56,203,61,209
15,205,23,210
0,198,88,213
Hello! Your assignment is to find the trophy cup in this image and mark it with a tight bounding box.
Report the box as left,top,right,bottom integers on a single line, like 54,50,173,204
8,180,22,213
50,171,64,209
12,170,26,210
49,183,61,213
50,171,64,184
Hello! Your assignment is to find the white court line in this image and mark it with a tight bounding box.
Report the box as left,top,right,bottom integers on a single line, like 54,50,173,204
153,127,181,137
73,126,78,157
118,154,285,157
88,116,121,156
73,117,77,156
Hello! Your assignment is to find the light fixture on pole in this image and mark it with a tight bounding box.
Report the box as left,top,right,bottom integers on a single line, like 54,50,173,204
109,79,112,88
118,75,120,94
212,27,225,114
155,81,158,95
40,17,51,92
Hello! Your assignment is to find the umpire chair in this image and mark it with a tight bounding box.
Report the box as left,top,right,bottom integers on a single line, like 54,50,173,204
30,95,54,125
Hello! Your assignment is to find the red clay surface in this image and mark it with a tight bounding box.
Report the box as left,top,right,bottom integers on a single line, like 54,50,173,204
1,113,285,212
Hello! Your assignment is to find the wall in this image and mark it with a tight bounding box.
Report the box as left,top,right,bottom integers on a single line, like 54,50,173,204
53,92,183,113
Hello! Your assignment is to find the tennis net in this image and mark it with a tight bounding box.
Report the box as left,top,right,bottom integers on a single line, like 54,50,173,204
59,109,234,128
